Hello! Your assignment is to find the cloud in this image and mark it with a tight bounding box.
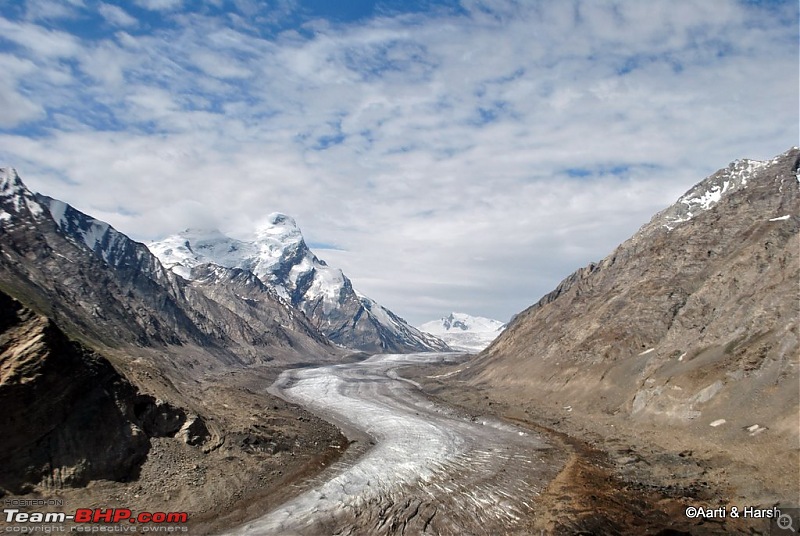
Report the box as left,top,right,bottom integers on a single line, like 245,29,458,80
0,16,81,58
0,0,796,324
97,3,137,27
0,86,45,128
190,50,253,79
0,54,46,127
22,0,85,21
132,0,183,11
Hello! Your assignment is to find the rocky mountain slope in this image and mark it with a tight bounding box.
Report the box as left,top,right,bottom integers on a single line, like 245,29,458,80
0,290,209,494
461,147,799,500
0,289,347,532
149,217,449,353
419,312,505,352
0,168,336,367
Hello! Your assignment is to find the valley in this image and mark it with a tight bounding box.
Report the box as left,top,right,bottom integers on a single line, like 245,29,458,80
0,0,796,533
1,147,797,535
228,352,563,536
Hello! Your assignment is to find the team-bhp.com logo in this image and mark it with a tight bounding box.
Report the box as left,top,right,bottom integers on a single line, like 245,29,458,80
4,508,189,532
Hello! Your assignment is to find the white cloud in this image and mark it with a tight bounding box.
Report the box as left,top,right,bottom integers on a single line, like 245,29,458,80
190,50,252,79
0,54,45,127
132,0,183,11
23,0,85,21
97,3,137,27
0,85,45,128
0,16,81,58
0,0,797,324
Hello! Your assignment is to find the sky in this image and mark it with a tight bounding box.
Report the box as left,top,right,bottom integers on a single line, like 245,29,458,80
0,0,797,325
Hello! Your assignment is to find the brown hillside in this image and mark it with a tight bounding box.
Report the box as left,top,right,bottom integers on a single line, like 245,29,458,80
462,147,800,502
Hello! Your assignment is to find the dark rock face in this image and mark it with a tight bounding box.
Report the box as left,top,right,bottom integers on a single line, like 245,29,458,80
0,167,347,496
352,295,451,353
466,148,799,456
0,291,206,494
293,274,450,354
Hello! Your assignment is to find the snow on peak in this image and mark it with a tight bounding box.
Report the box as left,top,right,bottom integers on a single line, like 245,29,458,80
0,168,23,195
40,196,157,271
150,218,340,305
0,167,45,219
422,312,505,334
150,215,352,309
681,159,766,207
148,228,254,281
661,155,777,231
151,217,449,352
255,212,303,243
419,312,505,352
1,169,163,277
47,197,110,247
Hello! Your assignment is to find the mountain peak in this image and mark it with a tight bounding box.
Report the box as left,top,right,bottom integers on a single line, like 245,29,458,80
266,212,296,227
464,147,799,491
658,147,799,231
428,312,505,333
0,168,24,195
0,167,46,220
419,313,505,352
150,218,450,353
255,213,302,242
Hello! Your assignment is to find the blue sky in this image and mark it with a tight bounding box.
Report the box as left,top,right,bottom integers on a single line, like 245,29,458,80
0,0,797,324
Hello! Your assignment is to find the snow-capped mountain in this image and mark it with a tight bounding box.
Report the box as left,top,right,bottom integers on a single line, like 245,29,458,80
0,168,335,363
149,215,450,354
419,312,505,352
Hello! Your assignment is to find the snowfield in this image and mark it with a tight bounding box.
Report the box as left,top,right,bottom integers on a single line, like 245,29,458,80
419,313,506,352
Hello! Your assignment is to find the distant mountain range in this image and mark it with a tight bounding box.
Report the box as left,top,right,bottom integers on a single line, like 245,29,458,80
0,168,447,356
419,312,505,352
0,168,337,367
149,217,449,354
